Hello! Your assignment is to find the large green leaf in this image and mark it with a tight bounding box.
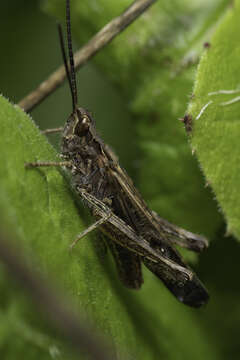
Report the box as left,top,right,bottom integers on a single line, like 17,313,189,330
189,0,240,240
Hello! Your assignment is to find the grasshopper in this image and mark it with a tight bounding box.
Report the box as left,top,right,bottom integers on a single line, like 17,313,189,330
26,0,209,307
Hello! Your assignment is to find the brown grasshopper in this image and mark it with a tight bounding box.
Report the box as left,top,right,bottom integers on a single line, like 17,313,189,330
26,0,209,307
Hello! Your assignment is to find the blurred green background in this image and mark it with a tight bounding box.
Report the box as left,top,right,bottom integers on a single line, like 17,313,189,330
0,0,135,171
1,0,240,359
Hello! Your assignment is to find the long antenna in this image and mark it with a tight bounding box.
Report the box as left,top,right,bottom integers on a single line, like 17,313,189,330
58,24,75,109
66,0,78,110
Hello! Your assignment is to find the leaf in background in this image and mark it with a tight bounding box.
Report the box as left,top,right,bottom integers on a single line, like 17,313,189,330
189,0,240,240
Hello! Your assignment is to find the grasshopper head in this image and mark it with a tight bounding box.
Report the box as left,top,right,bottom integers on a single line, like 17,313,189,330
62,107,94,138
61,107,96,156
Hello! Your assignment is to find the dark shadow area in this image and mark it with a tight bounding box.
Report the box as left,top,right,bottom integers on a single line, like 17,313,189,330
196,225,240,359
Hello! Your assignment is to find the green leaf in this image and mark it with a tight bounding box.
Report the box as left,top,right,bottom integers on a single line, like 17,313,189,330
189,0,240,239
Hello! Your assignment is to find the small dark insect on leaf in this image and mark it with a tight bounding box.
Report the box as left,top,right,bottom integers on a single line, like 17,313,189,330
203,42,211,49
26,0,209,308
179,114,193,134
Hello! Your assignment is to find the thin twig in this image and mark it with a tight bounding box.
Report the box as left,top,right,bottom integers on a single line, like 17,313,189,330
0,231,116,360
18,0,157,112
